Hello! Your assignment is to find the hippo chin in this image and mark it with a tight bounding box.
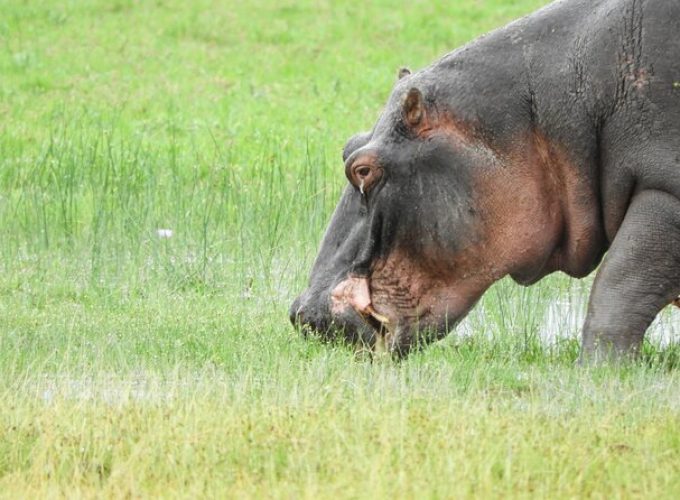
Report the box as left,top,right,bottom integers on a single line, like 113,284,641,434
291,0,680,361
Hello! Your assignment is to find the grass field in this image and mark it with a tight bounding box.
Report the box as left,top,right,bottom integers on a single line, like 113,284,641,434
1,0,680,497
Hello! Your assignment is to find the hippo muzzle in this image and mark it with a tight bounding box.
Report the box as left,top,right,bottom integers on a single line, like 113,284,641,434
289,284,380,349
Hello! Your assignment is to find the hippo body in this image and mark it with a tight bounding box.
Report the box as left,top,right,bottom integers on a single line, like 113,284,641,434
291,0,680,360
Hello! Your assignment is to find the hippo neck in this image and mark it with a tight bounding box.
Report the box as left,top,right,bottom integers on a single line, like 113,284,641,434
468,127,606,286
426,1,609,281
522,131,606,281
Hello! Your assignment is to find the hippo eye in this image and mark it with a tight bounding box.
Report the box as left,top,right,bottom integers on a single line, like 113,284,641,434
349,163,383,195
356,166,371,178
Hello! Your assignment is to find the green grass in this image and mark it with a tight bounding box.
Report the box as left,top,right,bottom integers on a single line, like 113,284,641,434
1,0,679,497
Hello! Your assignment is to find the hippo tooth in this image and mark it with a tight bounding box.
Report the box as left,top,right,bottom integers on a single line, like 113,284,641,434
366,305,390,325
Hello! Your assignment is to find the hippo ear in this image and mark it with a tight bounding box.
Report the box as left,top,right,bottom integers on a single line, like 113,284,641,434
402,87,424,127
397,67,411,80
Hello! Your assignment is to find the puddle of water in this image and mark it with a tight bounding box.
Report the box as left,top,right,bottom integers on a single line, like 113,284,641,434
542,295,680,347
37,376,169,405
458,291,680,347
31,373,216,405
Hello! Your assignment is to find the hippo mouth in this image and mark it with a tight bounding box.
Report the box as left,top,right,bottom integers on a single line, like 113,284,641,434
330,274,470,357
290,281,384,351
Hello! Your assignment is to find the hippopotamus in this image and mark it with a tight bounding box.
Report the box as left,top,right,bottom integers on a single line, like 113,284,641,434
290,0,680,361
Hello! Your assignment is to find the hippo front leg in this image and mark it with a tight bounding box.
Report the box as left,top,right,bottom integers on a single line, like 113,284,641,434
581,190,680,362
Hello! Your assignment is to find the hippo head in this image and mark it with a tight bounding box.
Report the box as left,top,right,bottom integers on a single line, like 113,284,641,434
290,69,594,357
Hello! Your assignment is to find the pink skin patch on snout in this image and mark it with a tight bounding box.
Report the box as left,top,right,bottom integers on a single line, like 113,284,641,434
331,276,391,326
331,276,372,316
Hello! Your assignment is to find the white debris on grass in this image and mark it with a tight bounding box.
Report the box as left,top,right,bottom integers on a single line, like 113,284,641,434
156,228,173,238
